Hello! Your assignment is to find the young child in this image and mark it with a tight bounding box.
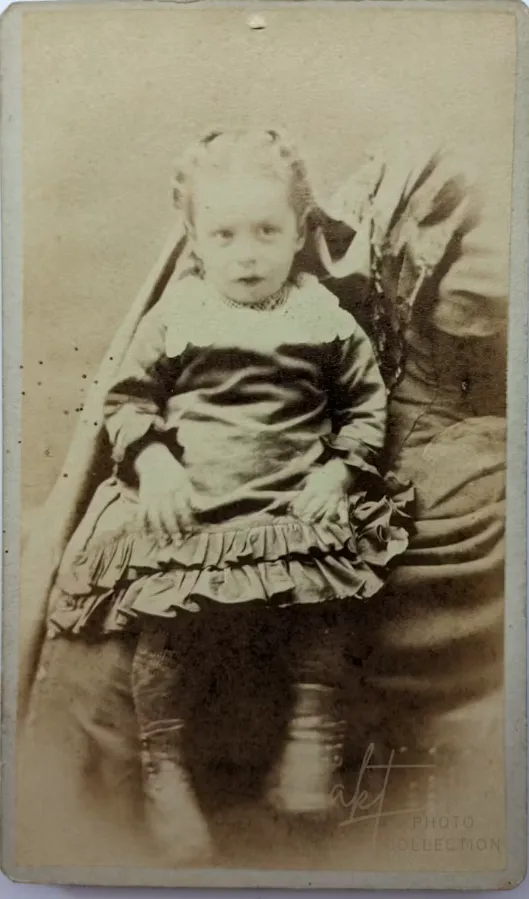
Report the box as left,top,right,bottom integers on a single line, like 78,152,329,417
52,129,413,864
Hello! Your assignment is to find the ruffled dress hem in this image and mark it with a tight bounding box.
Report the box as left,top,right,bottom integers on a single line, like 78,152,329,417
49,481,414,637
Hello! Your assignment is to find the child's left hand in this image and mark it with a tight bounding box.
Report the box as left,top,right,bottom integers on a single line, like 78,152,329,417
290,459,355,526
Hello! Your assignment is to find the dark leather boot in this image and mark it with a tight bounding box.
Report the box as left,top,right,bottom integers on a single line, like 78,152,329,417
132,626,215,866
139,723,215,865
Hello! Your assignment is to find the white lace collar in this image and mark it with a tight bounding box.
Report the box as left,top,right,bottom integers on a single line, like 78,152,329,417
163,273,357,357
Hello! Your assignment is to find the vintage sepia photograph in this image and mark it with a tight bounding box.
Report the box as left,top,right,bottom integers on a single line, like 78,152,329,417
1,0,527,889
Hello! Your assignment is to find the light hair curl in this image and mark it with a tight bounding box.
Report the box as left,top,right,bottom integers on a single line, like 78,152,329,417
172,128,315,229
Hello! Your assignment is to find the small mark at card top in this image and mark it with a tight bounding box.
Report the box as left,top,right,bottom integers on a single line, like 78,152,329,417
247,13,267,30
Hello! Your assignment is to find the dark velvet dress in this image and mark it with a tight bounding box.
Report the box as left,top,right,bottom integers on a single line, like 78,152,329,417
50,273,412,636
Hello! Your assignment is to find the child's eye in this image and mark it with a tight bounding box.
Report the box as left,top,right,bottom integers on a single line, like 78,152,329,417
258,224,280,237
214,229,234,242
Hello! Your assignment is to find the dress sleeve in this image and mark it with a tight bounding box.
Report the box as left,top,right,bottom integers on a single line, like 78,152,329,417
323,322,387,476
104,303,176,468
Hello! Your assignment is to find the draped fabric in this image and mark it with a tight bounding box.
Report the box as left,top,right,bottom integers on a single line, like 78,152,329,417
315,143,507,758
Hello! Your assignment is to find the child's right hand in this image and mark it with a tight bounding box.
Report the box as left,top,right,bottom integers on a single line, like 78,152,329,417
135,444,197,545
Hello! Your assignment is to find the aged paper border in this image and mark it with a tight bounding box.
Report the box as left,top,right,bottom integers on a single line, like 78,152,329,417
1,0,527,888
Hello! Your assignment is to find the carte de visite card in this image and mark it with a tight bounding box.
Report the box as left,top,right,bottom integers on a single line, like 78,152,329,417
0,0,527,889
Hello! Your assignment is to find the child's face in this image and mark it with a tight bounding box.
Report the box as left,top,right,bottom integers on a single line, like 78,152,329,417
191,172,305,304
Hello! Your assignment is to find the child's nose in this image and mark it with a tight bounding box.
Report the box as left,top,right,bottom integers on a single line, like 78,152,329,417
235,237,258,266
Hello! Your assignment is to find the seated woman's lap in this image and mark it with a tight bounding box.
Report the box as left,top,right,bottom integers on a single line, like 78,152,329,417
346,412,506,758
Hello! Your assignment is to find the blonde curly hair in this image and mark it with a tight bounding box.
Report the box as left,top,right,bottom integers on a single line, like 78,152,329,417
172,128,316,230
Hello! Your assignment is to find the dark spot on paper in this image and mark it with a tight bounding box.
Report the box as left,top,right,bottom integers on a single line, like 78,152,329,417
62,473,69,479
82,374,87,380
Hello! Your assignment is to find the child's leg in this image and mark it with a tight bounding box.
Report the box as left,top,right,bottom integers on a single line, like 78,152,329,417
131,618,214,865
267,603,348,817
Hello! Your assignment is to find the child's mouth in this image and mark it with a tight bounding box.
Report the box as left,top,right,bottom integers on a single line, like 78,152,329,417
238,276,263,286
